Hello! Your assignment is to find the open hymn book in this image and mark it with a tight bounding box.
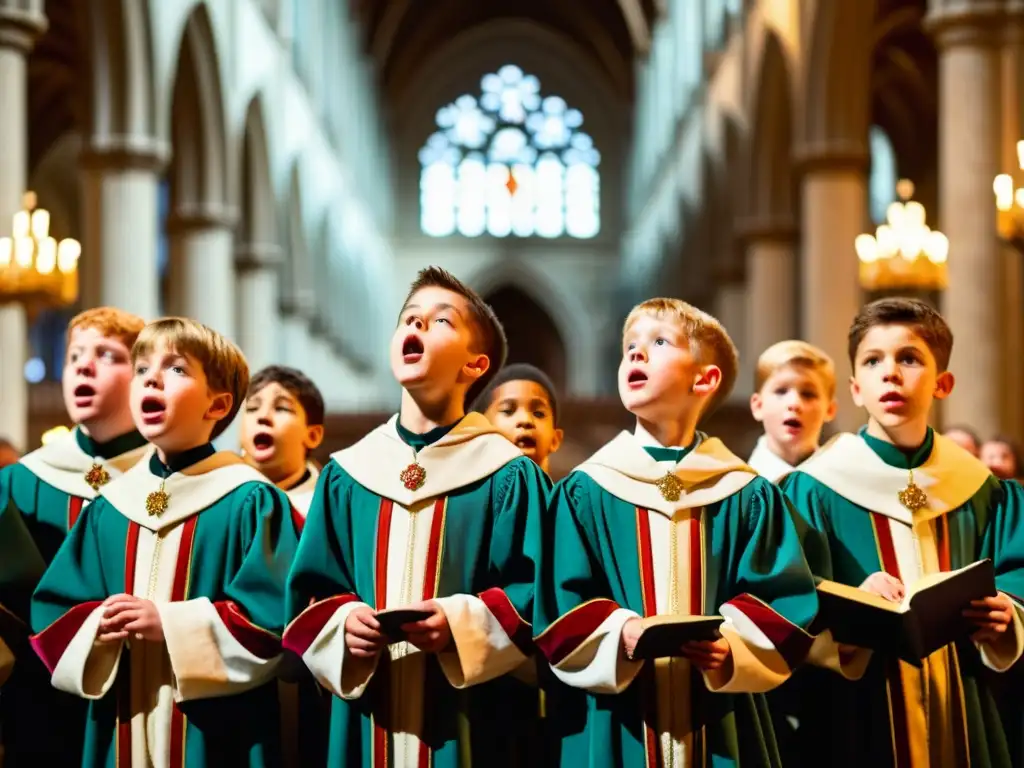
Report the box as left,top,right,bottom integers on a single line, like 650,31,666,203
629,614,724,660
814,558,996,664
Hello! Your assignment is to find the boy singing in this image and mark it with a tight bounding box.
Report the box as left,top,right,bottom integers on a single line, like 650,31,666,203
0,307,149,766
782,298,1024,767
748,340,837,481
534,298,819,767
283,266,550,767
30,317,299,767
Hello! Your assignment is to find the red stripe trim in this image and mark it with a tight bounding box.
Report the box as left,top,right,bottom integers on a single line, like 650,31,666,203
169,517,198,768
282,595,360,656
478,587,534,655
290,504,305,534
723,593,813,668
534,599,620,664
689,514,702,613
937,515,951,573
373,498,394,768
212,601,283,659
117,522,140,768
67,496,85,530
870,513,912,768
634,508,660,767
421,498,446,600
29,601,104,673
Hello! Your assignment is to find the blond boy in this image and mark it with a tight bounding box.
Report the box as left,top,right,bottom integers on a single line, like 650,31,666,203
534,298,819,767
748,340,838,481
0,307,149,765
31,318,299,767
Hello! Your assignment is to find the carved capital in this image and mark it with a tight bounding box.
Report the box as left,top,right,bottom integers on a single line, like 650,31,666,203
734,216,798,246
235,242,284,272
0,6,46,54
793,143,870,175
925,3,1018,49
165,206,238,233
79,139,171,174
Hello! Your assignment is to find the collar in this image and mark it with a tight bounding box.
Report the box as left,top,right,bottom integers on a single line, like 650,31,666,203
75,427,148,460
287,462,321,518
331,412,522,507
395,419,460,451
576,430,757,517
796,431,992,524
748,436,798,483
19,427,152,499
101,451,270,532
859,426,934,469
149,443,217,477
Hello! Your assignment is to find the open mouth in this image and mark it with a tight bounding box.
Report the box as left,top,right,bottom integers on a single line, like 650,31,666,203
252,432,275,451
73,384,96,398
514,435,537,450
402,335,424,363
782,418,803,430
880,392,906,404
627,369,648,386
139,396,166,424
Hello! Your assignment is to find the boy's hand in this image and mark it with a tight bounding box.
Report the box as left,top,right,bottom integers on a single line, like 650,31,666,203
681,637,732,671
622,617,643,660
965,593,1015,644
400,600,451,654
344,607,385,658
99,595,163,642
860,572,905,602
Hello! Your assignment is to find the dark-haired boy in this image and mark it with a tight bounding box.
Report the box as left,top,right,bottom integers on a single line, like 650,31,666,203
782,297,1024,767
30,318,299,766
472,362,563,474
283,267,550,766
241,365,325,517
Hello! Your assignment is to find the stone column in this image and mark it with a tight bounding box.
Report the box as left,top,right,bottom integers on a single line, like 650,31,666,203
308,314,337,407
0,3,46,452
79,145,167,319
235,243,282,373
926,4,1008,438
279,292,315,371
166,213,237,339
740,223,798,369
798,155,868,432
712,264,750,401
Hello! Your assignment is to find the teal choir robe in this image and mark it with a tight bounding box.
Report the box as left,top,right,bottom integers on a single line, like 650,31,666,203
30,447,299,768
533,429,821,768
0,426,149,766
282,413,550,767
781,428,1024,768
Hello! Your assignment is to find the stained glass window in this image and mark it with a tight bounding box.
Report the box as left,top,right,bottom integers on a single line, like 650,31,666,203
419,64,600,239
869,125,897,225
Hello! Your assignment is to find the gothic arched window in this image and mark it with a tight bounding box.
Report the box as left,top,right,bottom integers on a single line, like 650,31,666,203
419,64,601,240
869,125,897,225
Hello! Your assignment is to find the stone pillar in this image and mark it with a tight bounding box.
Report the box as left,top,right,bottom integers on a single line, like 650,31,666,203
0,4,46,452
279,292,315,371
166,213,237,339
713,265,750,401
926,5,1008,438
798,155,868,432
79,145,167,319
741,224,798,371
308,315,337,407
235,243,282,373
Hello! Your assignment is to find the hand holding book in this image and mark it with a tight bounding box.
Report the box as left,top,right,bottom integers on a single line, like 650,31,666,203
964,593,1014,644
621,614,728,665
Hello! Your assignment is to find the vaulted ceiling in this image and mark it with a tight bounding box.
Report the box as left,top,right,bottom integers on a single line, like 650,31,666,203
349,0,654,101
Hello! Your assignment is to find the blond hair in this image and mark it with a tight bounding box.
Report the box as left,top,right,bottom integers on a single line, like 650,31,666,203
132,318,249,439
67,307,146,350
623,298,738,419
754,340,836,397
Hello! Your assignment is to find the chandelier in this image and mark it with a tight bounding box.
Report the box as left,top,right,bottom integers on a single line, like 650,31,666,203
855,179,949,292
0,191,81,317
993,141,1024,250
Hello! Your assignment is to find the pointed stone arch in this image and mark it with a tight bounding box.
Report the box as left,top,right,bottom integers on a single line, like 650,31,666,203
239,95,277,248
168,4,229,218
483,285,569,394
283,165,314,317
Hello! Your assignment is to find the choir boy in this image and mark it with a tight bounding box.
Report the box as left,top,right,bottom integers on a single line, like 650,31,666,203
30,317,299,767
782,297,1024,767
747,340,837,481
282,266,550,767
534,298,820,767
0,307,149,766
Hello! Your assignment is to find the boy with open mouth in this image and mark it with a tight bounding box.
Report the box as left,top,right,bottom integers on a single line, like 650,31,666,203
283,266,550,767
0,307,149,766
30,317,299,767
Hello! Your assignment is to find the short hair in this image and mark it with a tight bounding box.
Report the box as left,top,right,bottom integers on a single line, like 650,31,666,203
402,266,508,406
623,298,738,419
470,362,560,425
132,318,249,439
67,307,146,351
755,340,836,397
984,436,1021,475
248,365,325,427
944,424,980,445
848,298,953,372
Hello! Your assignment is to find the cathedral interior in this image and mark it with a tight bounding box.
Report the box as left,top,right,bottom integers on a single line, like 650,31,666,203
0,0,1020,478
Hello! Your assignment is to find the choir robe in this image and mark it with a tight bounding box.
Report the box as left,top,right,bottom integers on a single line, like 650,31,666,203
29,448,299,768
284,462,320,519
747,437,797,484
282,413,550,768
780,428,1024,768
0,426,149,766
533,431,821,768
